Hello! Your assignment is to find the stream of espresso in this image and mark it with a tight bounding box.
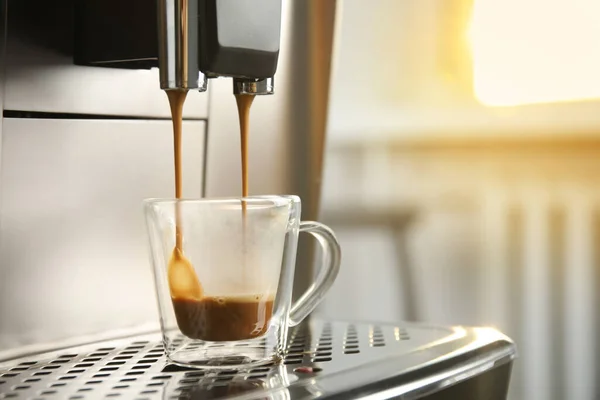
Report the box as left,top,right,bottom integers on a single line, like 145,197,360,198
166,89,273,341
165,90,203,303
235,94,255,287
166,89,187,251
235,94,255,199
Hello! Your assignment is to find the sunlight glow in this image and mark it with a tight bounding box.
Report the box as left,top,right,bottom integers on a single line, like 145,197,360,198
469,0,600,106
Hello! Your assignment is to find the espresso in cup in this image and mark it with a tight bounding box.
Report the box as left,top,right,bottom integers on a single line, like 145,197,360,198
172,294,275,342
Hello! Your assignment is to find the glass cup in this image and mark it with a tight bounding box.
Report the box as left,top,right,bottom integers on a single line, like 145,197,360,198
144,195,341,368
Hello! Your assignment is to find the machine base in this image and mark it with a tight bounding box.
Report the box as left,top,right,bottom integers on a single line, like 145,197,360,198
0,319,516,399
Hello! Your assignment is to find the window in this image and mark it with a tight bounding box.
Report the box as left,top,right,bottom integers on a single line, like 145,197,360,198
469,0,600,106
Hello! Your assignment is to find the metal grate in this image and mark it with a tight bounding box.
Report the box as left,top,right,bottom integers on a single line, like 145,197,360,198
0,320,449,400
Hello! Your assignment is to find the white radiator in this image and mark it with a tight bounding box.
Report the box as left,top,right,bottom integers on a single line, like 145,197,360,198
320,145,600,400
480,184,597,400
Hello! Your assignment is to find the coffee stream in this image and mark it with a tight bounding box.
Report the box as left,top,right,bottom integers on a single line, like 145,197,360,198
235,94,255,199
166,89,274,341
166,90,203,301
235,94,254,285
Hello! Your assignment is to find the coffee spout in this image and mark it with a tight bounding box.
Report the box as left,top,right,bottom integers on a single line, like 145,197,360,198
157,0,207,91
233,78,275,96
158,0,281,94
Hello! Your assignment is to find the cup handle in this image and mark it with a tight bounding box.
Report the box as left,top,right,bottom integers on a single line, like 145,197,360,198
288,221,341,326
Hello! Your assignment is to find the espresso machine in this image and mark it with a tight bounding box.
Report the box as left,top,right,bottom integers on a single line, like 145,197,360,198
0,0,516,399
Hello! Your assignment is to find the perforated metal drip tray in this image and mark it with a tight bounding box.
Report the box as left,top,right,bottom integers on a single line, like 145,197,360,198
0,320,516,400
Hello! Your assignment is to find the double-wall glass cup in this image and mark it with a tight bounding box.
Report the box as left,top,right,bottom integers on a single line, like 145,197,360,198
144,195,341,368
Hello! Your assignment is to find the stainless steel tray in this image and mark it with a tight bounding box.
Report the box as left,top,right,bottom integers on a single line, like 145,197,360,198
0,319,516,399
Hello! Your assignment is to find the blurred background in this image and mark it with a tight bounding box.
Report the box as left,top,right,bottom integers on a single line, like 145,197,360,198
315,0,600,399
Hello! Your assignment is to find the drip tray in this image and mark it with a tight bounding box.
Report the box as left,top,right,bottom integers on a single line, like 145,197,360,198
0,319,516,399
